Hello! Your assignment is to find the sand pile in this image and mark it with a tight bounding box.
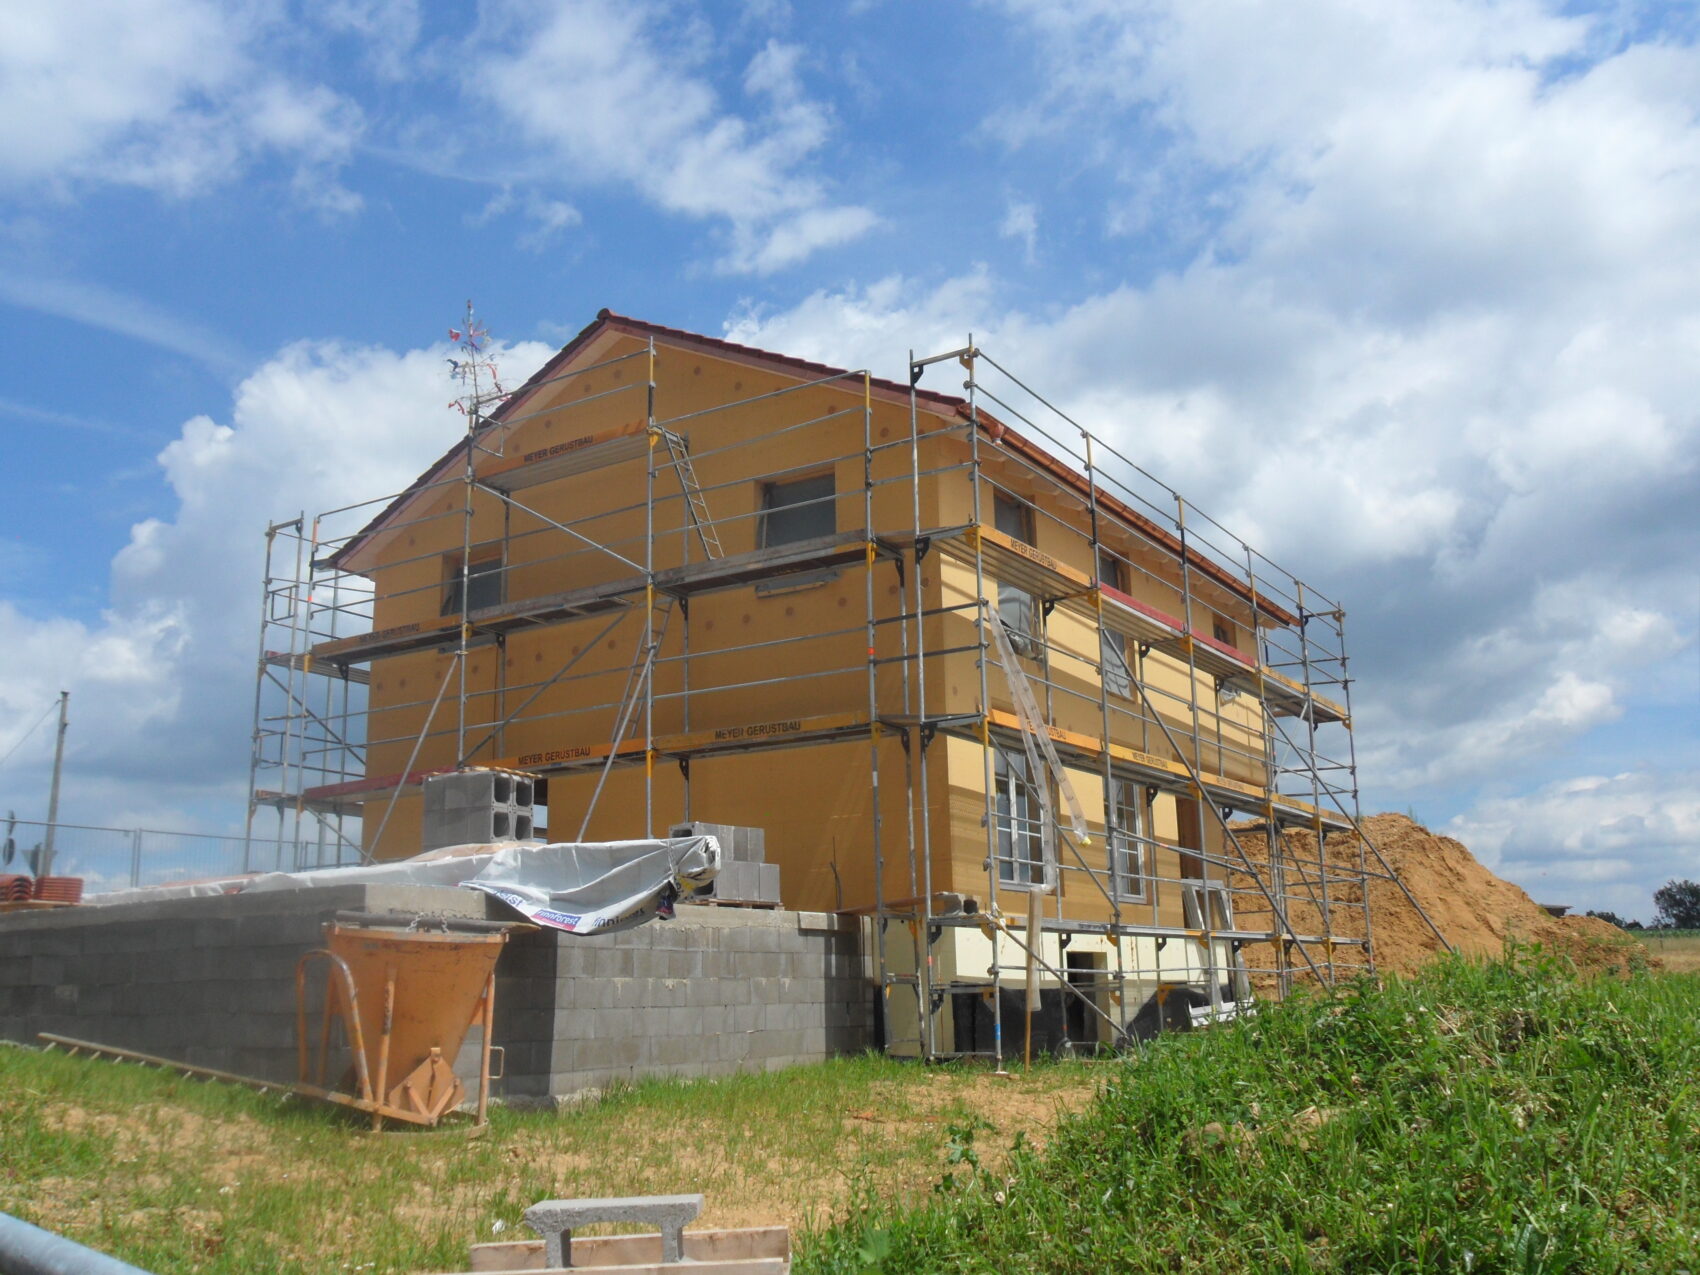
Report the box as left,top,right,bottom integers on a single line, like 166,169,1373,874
1228,813,1642,980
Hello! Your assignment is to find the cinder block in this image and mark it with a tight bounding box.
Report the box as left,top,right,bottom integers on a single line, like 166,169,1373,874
703,861,781,904
671,822,767,864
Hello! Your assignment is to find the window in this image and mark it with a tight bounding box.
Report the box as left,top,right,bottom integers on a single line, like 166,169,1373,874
1212,613,1235,649
759,472,835,548
441,553,503,616
993,492,1042,658
1095,546,1132,695
1095,547,1125,592
1109,779,1147,901
1101,629,1132,697
995,752,1044,886
994,492,1035,545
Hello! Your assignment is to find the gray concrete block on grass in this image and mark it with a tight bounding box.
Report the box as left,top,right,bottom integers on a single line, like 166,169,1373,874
525,1194,703,1267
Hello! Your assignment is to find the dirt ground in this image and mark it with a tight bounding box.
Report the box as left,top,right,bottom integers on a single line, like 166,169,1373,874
1635,931,1700,974
1227,813,1645,982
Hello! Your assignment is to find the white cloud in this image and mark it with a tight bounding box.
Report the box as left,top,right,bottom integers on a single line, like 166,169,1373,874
0,0,364,201
0,336,555,837
724,268,997,373
303,0,422,80
1449,769,1700,918
720,4,1700,828
0,274,250,377
467,185,584,251
470,3,875,272
999,200,1038,265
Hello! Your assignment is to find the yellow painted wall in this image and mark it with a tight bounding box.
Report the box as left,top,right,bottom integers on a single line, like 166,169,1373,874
340,330,1275,947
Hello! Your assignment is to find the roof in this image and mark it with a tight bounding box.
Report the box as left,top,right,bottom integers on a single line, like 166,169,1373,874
326,309,1297,626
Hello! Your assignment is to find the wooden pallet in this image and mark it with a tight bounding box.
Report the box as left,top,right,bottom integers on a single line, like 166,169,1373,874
679,897,782,911
445,1225,790,1273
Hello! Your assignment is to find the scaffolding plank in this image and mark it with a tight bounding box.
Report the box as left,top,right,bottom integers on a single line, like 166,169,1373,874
945,524,1095,601
926,910,1368,946
251,788,365,817
478,420,649,492
306,535,898,666
264,651,371,684
1096,584,1185,645
1224,665,1350,725
312,616,463,665
1159,630,1256,681
299,712,877,804
1065,579,1347,726
653,531,890,597
472,575,642,633
978,709,1350,831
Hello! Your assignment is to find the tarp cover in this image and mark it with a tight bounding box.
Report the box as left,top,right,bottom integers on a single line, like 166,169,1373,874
459,838,720,934
86,837,720,935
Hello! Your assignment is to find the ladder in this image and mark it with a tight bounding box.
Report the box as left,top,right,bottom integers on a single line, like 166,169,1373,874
577,430,718,837
656,428,722,560
985,610,1090,891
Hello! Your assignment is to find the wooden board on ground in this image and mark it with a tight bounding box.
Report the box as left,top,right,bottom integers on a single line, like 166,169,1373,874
459,1226,790,1273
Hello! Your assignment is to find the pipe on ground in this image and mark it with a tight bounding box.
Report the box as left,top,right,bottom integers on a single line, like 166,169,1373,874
0,1212,153,1275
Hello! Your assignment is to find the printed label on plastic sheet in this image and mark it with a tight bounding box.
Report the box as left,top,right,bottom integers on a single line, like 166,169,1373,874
461,882,642,935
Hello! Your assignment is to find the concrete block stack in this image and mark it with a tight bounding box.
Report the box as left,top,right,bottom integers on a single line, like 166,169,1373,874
422,770,536,852
669,822,780,906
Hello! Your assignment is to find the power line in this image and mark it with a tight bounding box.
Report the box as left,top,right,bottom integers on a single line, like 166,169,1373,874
0,699,60,770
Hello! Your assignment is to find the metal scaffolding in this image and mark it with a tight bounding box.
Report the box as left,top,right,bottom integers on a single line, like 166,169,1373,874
246,318,1446,1062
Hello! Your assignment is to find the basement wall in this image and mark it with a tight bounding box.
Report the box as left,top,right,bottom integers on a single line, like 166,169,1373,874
495,905,873,1102
0,889,875,1100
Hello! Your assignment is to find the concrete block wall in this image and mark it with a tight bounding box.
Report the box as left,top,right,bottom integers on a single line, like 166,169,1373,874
1,886,875,1103
494,906,873,1101
0,884,487,1083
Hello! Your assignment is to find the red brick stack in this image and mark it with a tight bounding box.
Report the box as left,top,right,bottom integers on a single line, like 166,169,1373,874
31,876,83,904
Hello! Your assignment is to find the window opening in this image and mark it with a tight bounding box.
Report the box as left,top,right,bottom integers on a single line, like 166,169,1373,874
1095,547,1125,591
759,472,835,548
1102,630,1132,698
995,490,1035,543
441,552,503,616
994,491,1042,658
995,751,1044,886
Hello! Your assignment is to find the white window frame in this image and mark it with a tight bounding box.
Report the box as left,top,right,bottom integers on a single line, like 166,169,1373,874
1109,778,1148,902
995,751,1044,887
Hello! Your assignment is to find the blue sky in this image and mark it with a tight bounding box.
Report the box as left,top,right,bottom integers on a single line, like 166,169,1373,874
1,0,1697,918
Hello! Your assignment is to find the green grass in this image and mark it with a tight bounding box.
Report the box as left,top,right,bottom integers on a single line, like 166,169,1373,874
0,1043,1092,1272
800,949,1700,1274
8,952,1699,1272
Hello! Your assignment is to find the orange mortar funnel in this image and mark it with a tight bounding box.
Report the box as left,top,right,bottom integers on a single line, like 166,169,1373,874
296,913,529,1130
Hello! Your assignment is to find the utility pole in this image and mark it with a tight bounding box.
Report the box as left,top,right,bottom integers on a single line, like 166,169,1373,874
40,691,67,877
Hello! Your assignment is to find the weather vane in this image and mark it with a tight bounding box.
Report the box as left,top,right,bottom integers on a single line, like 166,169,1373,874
447,300,504,415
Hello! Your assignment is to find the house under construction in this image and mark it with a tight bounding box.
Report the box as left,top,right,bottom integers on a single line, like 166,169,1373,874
249,309,1433,1062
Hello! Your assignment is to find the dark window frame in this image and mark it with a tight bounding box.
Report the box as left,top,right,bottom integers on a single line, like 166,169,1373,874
758,471,836,549
993,491,1043,658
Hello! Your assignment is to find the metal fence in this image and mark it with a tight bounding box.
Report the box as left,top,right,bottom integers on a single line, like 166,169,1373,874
2,819,356,894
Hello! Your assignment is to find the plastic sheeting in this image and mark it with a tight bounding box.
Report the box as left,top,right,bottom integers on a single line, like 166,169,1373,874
84,837,720,935
459,838,720,934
